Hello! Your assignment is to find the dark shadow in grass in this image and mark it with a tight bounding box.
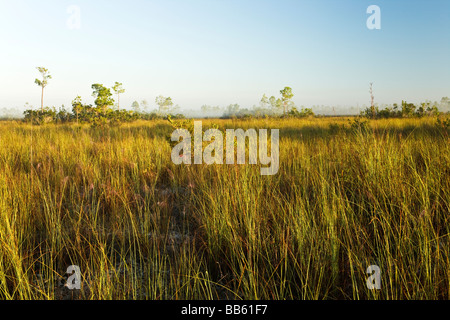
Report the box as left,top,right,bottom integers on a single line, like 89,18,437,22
86,122,174,142
281,123,447,141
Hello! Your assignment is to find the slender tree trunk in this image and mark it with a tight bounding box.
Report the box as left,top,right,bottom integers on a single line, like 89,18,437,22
118,94,120,111
370,83,375,120
41,86,44,113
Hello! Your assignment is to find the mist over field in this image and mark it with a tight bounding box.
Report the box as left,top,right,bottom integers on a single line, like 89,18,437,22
2,99,450,120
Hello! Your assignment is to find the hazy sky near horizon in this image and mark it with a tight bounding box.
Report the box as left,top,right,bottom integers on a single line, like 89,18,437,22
0,0,449,112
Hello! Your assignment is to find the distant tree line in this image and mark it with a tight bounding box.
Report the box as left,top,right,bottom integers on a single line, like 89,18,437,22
220,87,314,119
24,74,312,124
361,98,448,119
23,93,185,126
20,67,448,124
24,83,144,127
24,67,185,126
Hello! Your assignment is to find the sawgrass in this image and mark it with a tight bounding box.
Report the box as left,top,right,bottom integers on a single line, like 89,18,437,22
0,117,448,299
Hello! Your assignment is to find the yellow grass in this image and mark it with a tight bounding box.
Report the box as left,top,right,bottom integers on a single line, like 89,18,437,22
0,117,448,299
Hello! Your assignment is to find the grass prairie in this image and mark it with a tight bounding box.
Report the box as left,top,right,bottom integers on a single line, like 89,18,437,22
0,116,448,299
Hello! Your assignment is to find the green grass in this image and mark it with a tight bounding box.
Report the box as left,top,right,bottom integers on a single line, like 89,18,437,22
0,117,448,299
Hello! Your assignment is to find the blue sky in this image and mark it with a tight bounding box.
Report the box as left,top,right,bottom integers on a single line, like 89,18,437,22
0,0,449,113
